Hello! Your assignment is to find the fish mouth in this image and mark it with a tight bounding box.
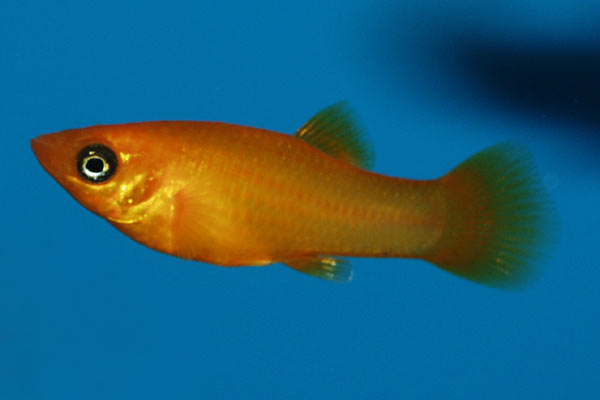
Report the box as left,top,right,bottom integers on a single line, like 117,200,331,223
31,136,56,171
31,134,68,177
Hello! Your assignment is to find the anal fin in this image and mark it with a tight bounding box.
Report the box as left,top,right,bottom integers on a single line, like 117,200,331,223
284,256,353,283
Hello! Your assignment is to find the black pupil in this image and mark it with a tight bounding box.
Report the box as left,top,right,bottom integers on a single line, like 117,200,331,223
77,143,118,183
86,158,105,173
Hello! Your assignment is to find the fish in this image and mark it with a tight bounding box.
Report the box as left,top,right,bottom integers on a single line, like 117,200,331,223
31,102,556,287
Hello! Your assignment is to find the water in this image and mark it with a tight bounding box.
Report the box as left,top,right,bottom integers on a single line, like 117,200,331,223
2,0,598,398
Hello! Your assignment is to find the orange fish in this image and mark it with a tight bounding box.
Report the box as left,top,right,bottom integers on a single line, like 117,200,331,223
31,102,556,287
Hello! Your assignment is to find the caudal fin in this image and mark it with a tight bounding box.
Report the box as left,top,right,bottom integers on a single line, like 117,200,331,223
425,143,558,288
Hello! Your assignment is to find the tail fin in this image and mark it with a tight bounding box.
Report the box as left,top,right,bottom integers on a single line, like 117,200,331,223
425,143,558,288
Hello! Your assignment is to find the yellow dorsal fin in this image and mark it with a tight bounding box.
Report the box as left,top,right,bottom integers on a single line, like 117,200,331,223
295,102,374,169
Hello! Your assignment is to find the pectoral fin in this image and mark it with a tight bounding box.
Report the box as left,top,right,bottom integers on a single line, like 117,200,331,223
284,256,353,283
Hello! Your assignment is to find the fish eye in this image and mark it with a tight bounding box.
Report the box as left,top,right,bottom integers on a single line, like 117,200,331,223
77,144,118,183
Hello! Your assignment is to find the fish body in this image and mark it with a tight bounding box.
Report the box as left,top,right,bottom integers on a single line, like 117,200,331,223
31,103,556,287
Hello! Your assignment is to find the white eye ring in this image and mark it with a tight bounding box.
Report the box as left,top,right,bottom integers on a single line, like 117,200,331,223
82,155,109,179
77,143,118,183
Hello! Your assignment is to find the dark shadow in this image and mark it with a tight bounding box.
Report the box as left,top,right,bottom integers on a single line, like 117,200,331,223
368,4,600,169
446,39,600,136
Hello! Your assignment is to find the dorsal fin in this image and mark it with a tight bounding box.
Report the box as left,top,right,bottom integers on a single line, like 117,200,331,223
283,256,353,283
295,102,374,170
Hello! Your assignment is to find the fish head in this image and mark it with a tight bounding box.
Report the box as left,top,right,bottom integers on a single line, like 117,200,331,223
31,123,164,224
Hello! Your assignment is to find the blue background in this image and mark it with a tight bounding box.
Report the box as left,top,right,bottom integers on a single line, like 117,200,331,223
2,1,599,398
